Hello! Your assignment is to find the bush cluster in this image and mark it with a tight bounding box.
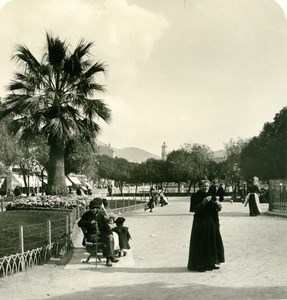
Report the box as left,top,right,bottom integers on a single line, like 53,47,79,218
5,195,92,211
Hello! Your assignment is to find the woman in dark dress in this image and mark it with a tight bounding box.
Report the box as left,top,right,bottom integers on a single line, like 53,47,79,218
243,177,261,216
187,179,225,272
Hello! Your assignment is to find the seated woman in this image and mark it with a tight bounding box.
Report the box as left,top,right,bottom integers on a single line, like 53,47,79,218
78,198,119,267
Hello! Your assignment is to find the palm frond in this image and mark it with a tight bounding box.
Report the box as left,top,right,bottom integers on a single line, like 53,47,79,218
75,118,101,147
12,44,41,73
19,127,40,145
88,83,106,93
84,61,106,79
6,81,31,93
83,98,111,123
73,39,94,60
64,56,82,77
9,117,27,135
46,33,67,71
0,107,15,120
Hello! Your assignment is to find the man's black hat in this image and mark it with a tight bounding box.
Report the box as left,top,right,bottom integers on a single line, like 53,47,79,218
115,217,126,225
89,198,102,209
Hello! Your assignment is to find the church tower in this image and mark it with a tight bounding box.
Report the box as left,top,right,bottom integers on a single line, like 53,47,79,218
161,142,167,160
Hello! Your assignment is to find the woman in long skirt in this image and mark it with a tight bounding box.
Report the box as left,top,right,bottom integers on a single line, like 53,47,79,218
244,178,261,216
187,179,225,272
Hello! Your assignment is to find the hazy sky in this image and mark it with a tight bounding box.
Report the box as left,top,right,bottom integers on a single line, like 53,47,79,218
0,0,287,156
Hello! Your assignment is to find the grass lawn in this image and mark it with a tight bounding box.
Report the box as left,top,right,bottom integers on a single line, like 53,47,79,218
0,210,70,258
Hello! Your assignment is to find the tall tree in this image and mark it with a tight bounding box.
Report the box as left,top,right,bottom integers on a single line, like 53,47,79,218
143,158,169,187
224,138,247,183
96,154,116,181
240,107,287,180
113,157,131,194
65,138,97,178
182,143,213,192
166,149,190,193
0,33,111,194
0,116,23,168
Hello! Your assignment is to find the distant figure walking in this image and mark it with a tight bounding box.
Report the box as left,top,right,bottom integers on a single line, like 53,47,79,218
217,184,225,202
158,189,168,206
187,179,225,272
145,184,158,212
243,177,261,216
208,180,218,200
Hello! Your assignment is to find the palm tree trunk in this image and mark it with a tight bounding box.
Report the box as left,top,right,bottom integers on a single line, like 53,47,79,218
19,162,29,196
41,169,44,195
47,142,67,195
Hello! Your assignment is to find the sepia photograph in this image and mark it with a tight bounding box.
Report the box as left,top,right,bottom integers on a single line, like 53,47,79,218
0,0,286,299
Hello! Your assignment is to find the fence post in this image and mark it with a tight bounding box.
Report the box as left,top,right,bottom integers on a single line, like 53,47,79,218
1,197,3,212
19,225,24,253
47,220,51,246
19,225,25,270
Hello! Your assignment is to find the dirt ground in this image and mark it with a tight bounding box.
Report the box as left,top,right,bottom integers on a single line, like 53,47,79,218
1,198,287,300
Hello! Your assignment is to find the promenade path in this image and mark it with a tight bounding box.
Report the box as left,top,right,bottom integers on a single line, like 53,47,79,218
1,197,287,300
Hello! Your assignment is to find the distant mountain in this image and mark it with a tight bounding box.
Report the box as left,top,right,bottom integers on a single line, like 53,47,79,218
97,140,225,163
113,147,160,163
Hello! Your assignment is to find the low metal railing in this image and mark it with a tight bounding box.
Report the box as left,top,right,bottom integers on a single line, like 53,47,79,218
0,208,80,277
268,179,287,214
0,200,146,277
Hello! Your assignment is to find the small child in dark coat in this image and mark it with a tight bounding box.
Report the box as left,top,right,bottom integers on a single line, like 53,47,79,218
112,217,131,257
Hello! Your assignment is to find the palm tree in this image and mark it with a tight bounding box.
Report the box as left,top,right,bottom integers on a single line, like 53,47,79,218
0,33,111,195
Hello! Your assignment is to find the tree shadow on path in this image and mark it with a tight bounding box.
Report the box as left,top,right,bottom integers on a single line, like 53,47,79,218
45,281,287,300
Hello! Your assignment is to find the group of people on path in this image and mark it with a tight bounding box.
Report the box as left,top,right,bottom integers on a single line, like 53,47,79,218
144,185,168,213
78,198,131,267
78,176,262,270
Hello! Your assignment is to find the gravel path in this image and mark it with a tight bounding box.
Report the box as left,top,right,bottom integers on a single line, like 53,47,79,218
1,198,287,300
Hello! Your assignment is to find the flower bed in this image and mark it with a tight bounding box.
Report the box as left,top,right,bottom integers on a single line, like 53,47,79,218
5,195,92,211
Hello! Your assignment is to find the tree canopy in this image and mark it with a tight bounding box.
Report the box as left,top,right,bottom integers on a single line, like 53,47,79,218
240,107,287,180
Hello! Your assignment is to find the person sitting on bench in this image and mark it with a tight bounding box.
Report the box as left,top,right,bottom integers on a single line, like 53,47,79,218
78,198,119,267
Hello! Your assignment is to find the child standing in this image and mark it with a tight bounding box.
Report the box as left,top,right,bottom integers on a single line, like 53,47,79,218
107,216,121,256
112,217,131,257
